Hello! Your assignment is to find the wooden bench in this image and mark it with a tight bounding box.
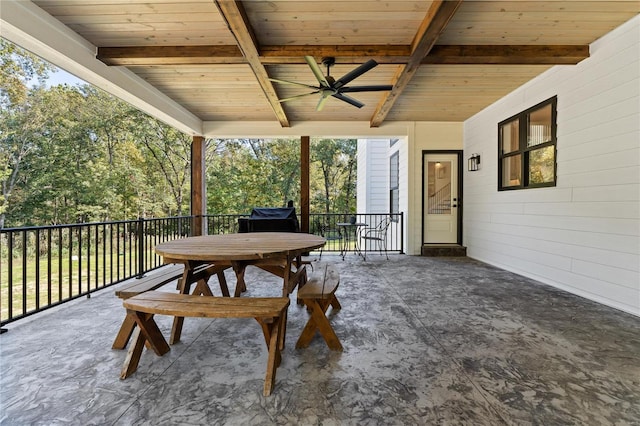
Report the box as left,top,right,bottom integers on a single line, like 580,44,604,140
295,263,343,351
112,263,230,350
120,291,290,396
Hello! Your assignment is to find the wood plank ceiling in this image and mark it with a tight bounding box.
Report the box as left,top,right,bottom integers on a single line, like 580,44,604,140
33,1,639,128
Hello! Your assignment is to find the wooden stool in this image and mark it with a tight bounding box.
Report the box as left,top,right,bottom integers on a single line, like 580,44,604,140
295,263,343,351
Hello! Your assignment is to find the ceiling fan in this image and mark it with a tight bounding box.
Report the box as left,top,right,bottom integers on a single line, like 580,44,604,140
269,56,393,111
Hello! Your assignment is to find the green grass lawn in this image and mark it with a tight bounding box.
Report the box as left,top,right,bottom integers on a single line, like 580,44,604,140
0,246,161,322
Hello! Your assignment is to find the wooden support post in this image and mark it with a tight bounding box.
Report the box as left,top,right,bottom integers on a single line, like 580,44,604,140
301,136,310,233
191,136,206,236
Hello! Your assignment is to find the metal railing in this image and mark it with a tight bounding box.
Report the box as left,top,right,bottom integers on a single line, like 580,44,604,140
1,212,402,327
308,213,403,255
0,216,193,327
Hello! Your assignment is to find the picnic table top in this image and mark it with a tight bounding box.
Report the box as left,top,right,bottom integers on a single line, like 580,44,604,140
155,232,326,263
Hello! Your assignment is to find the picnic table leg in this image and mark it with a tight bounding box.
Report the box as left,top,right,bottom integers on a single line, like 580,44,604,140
232,262,248,297
193,278,214,296
170,264,195,344
259,315,284,396
120,326,145,379
296,299,343,351
112,312,136,350
217,270,230,297
121,311,171,379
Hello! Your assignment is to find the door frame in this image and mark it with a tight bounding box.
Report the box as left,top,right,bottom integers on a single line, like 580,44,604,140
421,150,464,245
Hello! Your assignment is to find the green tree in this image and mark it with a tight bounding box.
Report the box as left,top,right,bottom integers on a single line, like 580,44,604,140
206,138,300,214
132,112,192,216
0,38,54,106
310,138,357,214
0,39,54,228
1,40,360,227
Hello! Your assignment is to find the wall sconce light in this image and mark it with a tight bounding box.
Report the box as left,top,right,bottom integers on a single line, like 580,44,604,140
468,153,481,171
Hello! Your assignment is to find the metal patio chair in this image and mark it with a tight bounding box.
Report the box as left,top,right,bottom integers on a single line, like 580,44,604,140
360,216,392,260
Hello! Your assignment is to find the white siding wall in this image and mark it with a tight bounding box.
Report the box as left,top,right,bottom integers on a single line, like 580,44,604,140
464,16,640,316
357,139,390,214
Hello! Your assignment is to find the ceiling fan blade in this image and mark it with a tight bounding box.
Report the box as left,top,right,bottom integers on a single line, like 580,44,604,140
305,56,330,88
332,93,365,109
334,59,378,89
339,85,393,93
279,91,320,103
269,78,319,90
316,90,333,111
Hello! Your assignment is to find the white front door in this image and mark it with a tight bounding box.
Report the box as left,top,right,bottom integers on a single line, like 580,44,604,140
423,153,459,243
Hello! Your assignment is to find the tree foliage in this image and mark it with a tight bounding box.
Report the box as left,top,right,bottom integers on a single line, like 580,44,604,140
0,42,195,227
206,138,357,215
1,40,358,228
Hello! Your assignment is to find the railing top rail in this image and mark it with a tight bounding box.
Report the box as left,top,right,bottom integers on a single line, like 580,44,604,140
0,216,197,233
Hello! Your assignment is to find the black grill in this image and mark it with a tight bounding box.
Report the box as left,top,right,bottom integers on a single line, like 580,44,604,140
238,207,300,233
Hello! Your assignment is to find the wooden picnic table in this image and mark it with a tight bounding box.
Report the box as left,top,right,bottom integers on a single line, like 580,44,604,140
154,232,326,343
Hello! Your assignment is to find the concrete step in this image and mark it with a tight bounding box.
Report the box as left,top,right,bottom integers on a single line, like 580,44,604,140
421,244,467,257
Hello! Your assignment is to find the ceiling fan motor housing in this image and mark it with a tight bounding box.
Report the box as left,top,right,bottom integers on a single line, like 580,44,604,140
321,57,336,68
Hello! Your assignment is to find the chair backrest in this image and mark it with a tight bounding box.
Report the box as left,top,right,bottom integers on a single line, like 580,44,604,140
376,216,392,232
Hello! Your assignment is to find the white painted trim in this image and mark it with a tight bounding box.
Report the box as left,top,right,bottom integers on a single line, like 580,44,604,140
0,0,202,135
202,121,413,138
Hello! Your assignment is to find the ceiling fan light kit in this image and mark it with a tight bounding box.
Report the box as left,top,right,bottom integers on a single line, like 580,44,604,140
270,56,393,111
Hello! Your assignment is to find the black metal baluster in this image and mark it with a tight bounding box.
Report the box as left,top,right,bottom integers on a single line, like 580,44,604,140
22,231,27,315
47,228,52,306
94,224,99,290
137,217,144,278
0,231,7,332
102,224,107,288
58,227,63,302
78,226,82,296
86,225,91,294
8,231,14,322
116,223,120,281
68,227,73,299
127,221,131,278
35,229,40,310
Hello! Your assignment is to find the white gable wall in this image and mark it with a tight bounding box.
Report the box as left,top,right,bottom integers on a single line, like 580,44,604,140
463,15,640,316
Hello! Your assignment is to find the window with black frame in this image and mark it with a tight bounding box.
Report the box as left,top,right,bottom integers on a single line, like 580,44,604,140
390,151,399,218
498,96,557,190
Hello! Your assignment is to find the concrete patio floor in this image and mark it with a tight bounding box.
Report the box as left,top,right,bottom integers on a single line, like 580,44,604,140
1,254,639,425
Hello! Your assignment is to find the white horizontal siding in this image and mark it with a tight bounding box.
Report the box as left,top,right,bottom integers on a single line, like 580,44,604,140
463,15,640,316
357,139,390,214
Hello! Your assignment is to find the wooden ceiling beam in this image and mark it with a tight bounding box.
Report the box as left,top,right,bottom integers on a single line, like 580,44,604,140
97,46,245,66
260,45,411,64
370,0,463,128
213,0,290,127
96,44,589,66
424,45,590,65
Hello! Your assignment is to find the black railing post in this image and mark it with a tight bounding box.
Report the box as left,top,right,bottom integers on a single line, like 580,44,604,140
400,212,404,254
137,217,145,279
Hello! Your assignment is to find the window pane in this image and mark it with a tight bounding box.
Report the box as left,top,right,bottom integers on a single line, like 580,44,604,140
427,161,451,214
500,119,519,154
390,189,399,215
502,155,521,187
528,103,552,147
529,146,555,184
390,153,399,189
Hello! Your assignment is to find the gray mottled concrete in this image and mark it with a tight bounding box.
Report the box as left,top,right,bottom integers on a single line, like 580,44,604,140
1,255,639,425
